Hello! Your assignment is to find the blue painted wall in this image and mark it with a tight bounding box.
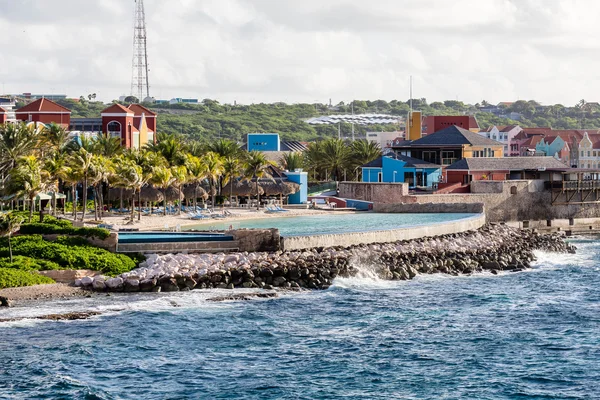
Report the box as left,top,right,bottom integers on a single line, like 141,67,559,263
247,133,280,152
361,156,442,188
285,171,308,204
536,136,565,158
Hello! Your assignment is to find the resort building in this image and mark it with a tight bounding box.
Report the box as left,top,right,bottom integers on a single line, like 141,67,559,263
479,125,523,156
361,154,442,189
577,132,600,169
391,125,504,166
422,115,480,135
14,98,71,128
444,156,569,185
0,106,6,124
365,131,400,150
100,103,156,149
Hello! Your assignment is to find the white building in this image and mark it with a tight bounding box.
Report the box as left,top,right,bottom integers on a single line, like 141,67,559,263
366,131,402,151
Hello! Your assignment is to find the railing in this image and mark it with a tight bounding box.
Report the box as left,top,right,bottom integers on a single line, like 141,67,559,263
307,181,337,195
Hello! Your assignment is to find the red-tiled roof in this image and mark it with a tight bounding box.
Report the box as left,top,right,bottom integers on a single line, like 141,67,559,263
499,124,519,132
0,106,6,113
128,104,156,116
15,98,71,113
101,103,133,114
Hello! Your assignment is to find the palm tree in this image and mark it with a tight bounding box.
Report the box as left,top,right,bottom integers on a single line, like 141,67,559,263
203,152,224,208
244,151,276,210
94,133,123,158
0,123,40,182
349,140,382,179
151,166,175,216
70,148,94,222
8,156,50,222
62,166,82,218
170,165,188,215
279,152,304,171
146,133,184,166
44,153,66,217
304,140,324,180
115,161,147,221
41,123,71,154
320,138,351,181
222,155,242,205
0,212,24,262
89,155,113,221
184,154,208,210
207,138,242,195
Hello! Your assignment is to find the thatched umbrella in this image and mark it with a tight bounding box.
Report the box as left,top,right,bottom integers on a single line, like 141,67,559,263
107,187,134,212
222,180,264,206
140,186,163,203
183,184,208,210
164,187,180,202
261,181,300,205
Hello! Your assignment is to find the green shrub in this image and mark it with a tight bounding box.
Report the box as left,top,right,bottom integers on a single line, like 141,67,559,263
0,236,135,276
54,236,91,247
0,256,61,271
18,224,110,239
0,268,55,289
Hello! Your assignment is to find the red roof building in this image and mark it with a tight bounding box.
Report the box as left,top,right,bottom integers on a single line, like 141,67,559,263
0,106,6,124
423,115,480,135
101,103,156,149
14,98,71,128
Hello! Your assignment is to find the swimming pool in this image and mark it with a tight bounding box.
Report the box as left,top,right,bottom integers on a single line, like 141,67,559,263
118,232,234,244
185,213,477,237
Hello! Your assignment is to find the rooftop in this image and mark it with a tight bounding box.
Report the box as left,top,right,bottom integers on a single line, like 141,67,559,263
446,156,568,171
362,154,439,169
398,125,503,147
15,98,71,113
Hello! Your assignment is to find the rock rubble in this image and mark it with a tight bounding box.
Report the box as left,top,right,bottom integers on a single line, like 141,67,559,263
77,224,576,293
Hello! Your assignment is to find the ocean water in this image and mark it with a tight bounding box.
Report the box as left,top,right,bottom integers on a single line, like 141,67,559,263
1,238,600,399
186,212,477,236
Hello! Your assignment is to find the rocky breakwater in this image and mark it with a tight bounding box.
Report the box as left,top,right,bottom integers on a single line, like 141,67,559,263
77,224,576,293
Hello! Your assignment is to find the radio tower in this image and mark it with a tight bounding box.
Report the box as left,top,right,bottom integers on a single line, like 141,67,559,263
131,0,150,102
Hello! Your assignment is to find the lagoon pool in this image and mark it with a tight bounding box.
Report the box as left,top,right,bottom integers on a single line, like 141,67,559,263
186,212,477,237
118,232,233,244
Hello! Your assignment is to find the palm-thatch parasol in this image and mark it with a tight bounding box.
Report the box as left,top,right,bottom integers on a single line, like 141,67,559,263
261,180,300,205
222,180,264,197
139,186,164,202
183,185,208,200
107,187,134,201
164,186,181,202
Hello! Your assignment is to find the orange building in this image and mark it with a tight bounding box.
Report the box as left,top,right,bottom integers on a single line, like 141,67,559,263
14,98,71,128
0,106,7,124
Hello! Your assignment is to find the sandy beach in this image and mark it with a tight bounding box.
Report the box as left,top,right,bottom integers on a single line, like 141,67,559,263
72,207,349,231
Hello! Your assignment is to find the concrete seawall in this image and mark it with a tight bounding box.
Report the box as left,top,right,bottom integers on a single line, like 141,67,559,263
280,213,486,251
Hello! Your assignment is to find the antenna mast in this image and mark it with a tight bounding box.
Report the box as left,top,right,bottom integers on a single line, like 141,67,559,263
131,0,150,101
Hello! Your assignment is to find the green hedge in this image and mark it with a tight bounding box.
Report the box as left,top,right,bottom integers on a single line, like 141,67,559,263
0,256,61,271
0,236,136,276
0,268,55,289
19,224,110,239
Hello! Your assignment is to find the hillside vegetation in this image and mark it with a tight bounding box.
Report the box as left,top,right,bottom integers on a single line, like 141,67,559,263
52,98,600,143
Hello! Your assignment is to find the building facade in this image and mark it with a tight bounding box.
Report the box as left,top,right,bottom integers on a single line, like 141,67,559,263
361,155,442,188
246,133,280,152
14,98,71,128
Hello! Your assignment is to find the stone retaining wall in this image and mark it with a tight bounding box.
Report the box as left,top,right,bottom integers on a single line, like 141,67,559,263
280,213,486,251
43,233,118,252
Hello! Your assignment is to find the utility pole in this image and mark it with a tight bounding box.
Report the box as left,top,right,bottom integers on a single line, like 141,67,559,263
131,0,150,101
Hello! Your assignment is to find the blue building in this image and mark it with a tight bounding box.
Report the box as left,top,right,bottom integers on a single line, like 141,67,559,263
247,133,280,152
284,170,308,204
361,154,442,188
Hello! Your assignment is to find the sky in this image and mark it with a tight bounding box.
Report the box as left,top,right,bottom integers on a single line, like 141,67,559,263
1,0,599,106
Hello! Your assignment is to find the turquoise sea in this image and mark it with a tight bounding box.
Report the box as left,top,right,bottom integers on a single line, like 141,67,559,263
186,212,477,236
1,237,599,399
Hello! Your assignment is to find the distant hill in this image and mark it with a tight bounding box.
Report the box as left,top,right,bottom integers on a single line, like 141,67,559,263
53,98,600,143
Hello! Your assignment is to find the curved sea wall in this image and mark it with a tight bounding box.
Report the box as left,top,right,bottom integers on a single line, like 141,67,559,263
77,224,574,292
280,213,486,251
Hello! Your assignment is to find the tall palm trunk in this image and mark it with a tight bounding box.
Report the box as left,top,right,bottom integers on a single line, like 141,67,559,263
71,185,77,219
131,192,136,221
163,189,168,217
194,186,198,211
29,196,34,223
210,181,216,210
119,188,124,213
93,187,99,221
8,234,13,263
52,192,57,217
138,189,142,221
178,185,182,215
80,176,88,222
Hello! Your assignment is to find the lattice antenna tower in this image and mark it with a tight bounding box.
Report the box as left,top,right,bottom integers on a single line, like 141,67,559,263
131,0,150,101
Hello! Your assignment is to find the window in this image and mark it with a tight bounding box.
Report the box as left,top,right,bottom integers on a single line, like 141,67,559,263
588,151,591,157
582,151,585,157
378,172,383,183
107,121,121,138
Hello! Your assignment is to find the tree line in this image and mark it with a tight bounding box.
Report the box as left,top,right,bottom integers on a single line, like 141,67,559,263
0,123,382,222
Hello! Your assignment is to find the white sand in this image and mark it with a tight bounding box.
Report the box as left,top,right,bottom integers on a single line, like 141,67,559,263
68,207,353,231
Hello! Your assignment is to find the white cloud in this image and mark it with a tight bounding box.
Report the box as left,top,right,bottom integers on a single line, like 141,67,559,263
1,0,600,106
